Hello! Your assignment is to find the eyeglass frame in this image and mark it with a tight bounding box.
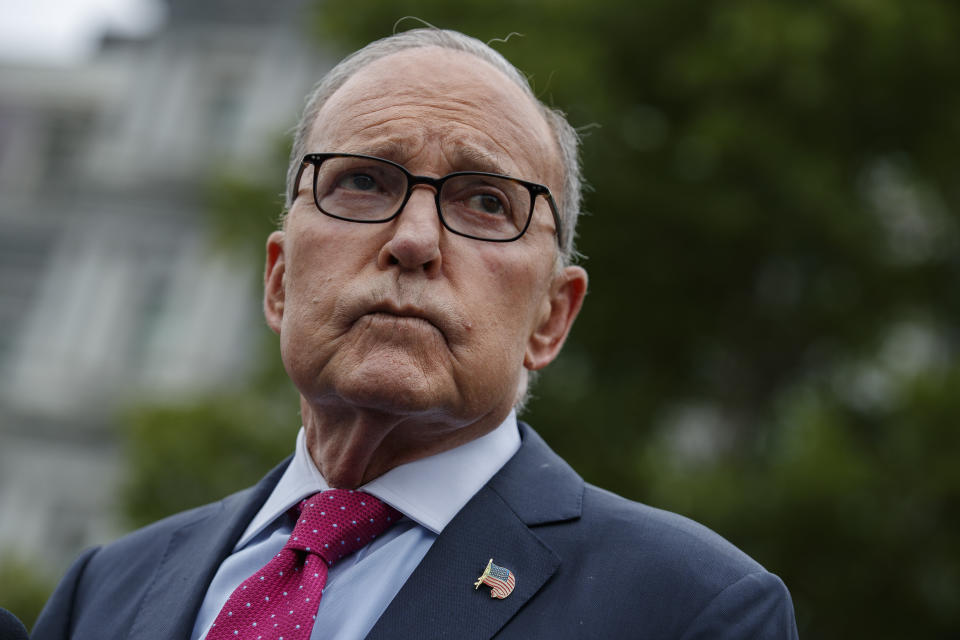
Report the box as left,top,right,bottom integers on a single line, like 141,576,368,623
290,152,564,246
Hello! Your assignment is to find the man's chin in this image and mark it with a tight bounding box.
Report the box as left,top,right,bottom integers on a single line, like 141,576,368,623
328,366,453,417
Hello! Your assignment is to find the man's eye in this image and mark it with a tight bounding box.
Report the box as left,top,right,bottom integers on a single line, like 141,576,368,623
467,193,507,215
337,172,378,191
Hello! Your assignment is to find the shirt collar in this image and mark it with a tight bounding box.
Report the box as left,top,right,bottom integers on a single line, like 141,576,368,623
236,411,521,548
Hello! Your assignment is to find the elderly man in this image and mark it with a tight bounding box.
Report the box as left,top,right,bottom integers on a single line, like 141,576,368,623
34,29,798,639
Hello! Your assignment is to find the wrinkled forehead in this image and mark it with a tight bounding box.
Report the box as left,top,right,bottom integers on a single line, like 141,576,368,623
306,47,563,191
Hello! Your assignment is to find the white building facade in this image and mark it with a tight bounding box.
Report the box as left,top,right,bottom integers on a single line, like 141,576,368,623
0,0,325,576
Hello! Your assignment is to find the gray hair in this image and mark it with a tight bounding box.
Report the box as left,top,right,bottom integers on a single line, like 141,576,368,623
285,28,583,264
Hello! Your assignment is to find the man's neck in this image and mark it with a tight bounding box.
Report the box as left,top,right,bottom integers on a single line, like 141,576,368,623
300,396,511,488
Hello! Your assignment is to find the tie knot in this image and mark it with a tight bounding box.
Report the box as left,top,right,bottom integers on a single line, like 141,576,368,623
287,489,400,566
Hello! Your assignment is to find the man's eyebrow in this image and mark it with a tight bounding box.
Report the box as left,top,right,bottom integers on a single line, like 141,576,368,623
358,140,408,162
452,147,510,176
344,141,511,176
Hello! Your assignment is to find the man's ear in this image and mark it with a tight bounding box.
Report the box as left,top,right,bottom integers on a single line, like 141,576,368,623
524,265,588,371
263,230,286,334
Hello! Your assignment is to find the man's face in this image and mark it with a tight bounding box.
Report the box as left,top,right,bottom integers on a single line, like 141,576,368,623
265,47,585,446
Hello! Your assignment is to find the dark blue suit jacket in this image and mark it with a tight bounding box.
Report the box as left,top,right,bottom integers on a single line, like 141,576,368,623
34,424,798,639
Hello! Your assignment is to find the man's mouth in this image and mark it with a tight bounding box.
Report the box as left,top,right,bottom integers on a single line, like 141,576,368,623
362,302,447,340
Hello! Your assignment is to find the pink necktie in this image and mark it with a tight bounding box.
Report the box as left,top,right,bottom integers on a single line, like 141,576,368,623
206,489,400,640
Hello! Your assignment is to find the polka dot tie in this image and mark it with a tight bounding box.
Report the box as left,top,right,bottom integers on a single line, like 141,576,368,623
206,490,400,640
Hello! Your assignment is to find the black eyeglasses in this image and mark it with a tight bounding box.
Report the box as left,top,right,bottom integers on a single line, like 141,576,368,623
291,153,563,245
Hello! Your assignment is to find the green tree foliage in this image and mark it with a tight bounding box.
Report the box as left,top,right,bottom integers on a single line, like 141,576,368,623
0,552,55,629
121,390,297,527
120,1,960,638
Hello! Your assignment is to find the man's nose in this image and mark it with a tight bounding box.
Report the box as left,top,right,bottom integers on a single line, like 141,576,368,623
377,186,443,275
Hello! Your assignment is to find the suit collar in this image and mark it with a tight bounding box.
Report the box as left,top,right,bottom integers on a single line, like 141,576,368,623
367,422,584,640
127,458,291,639
487,422,583,526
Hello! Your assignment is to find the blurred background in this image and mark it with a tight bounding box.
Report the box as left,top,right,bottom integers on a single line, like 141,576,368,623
0,0,958,636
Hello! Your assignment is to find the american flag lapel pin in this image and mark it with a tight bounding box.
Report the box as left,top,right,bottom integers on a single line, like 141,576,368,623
473,558,516,599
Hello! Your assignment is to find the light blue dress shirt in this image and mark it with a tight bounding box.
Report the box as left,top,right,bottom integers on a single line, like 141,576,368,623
191,412,521,640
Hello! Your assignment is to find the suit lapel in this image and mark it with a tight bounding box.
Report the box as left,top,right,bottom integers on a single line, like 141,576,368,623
367,424,583,640
127,459,290,639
